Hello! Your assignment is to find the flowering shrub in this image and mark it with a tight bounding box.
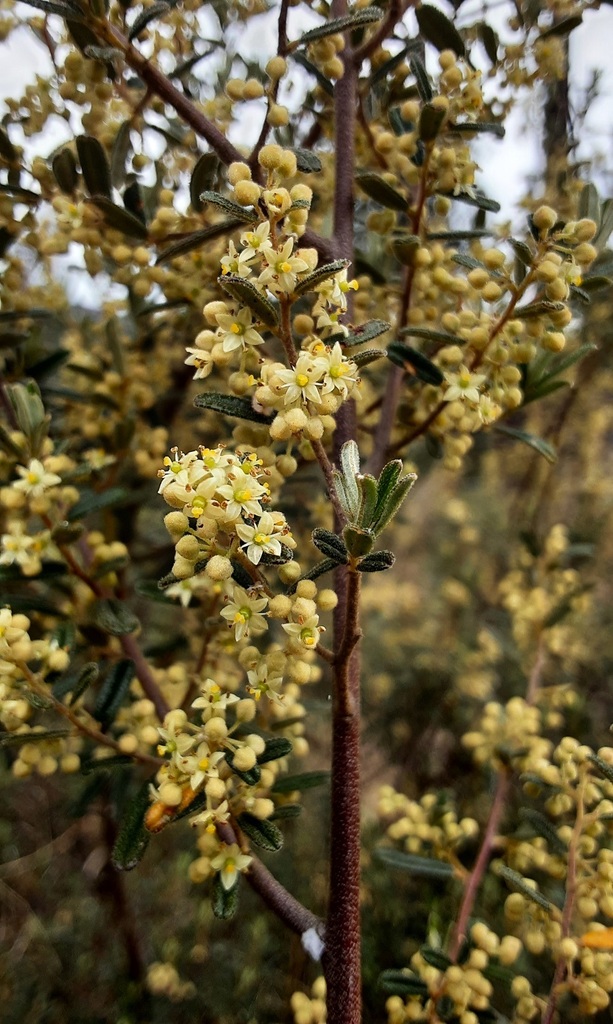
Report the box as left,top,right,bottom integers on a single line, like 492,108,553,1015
1,0,613,1021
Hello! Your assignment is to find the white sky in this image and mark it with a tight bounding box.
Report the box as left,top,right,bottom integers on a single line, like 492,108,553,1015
4,3,613,219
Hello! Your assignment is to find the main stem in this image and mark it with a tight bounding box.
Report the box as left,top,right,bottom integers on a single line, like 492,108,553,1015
324,7,362,1021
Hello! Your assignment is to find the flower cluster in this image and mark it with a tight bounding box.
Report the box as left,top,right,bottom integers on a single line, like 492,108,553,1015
158,444,293,580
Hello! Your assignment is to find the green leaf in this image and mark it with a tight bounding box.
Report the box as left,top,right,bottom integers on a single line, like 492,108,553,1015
0,127,17,162
212,875,239,919
129,0,171,40
83,44,123,62
579,182,600,223
90,196,149,239
293,259,350,297
427,228,491,242
379,970,429,997
91,600,140,637
478,22,499,64
510,238,533,267
110,121,133,188
519,808,567,856
190,153,220,211
398,325,464,347
66,486,132,521
514,299,565,319
416,4,466,57
387,343,444,386
539,13,582,38
238,812,283,852
449,120,505,138
579,275,612,292
0,728,69,746
81,754,134,774
270,804,302,820
390,235,420,266
376,847,454,877
374,461,402,518
343,525,374,557
218,275,280,327
594,198,613,252
409,53,433,103
421,946,452,970
369,44,410,88
199,190,258,223
111,782,151,871
292,147,323,173
0,183,39,202
356,172,407,212
156,219,244,263
67,662,100,706
352,347,385,369
76,135,112,199
441,188,500,213
52,149,79,194
496,866,556,911
342,319,391,347
193,392,274,424
93,659,136,727
418,103,447,142
297,7,383,45
357,550,395,572
312,528,349,563
452,252,489,272
493,425,557,464
588,753,613,786
357,474,378,529
272,771,330,794
16,0,87,19
257,737,293,765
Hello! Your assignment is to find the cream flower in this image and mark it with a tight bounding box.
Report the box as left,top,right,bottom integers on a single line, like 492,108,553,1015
282,613,322,649
315,342,358,399
220,585,268,641
258,239,311,294
235,511,285,565
210,843,252,890
275,352,323,406
443,365,486,404
246,660,285,704
14,459,61,497
216,308,265,353
185,346,214,380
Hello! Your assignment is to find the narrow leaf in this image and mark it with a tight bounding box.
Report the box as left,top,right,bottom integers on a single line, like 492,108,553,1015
81,754,134,774
290,51,334,96
497,866,556,911
238,812,283,852
0,728,69,746
371,473,417,534
156,219,244,263
110,121,133,188
479,22,499,63
357,550,395,572
494,425,557,464
379,970,429,997
199,190,258,222
272,771,330,793
441,188,500,213
578,182,599,223
356,172,407,211
387,343,444,386
193,392,274,424
450,121,505,138
391,235,420,266
16,0,87,18
519,808,567,855
212,875,239,919
343,319,391,347
375,847,454,877
219,275,280,327
0,127,17,162
76,135,111,199
409,52,433,103
111,782,151,870
90,196,149,239
66,486,132,521
539,14,582,38
399,325,464,346
297,7,383,45
292,147,323,173
190,153,220,211
419,103,447,142
52,149,78,194
343,525,374,557
68,662,100,706
312,527,349,563
91,599,140,637
257,737,293,765
129,1,171,40
416,4,466,57
293,259,350,297
357,474,378,529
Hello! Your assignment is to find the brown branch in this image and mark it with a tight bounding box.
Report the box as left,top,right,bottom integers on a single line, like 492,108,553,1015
353,0,407,65
247,0,290,171
217,821,321,937
311,439,346,526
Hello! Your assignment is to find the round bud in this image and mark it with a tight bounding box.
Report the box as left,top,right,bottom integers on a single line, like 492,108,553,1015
158,782,183,807
234,180,261,206
205,555,233,581
317,589,338,611
532,205,557,231
228,161,252,185
266,56,287,80
232,745,257,771
258,143,284,170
